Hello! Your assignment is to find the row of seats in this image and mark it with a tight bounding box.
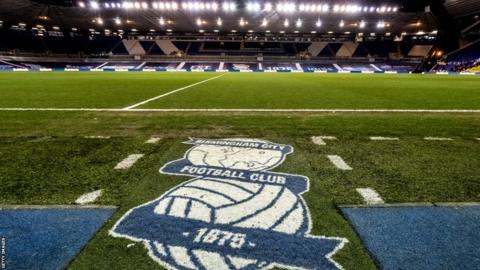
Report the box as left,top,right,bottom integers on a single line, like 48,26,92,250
434,41,480,72
6,61,418,72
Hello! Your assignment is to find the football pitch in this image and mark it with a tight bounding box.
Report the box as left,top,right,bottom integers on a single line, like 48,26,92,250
1,72,480,110
0,72,479,270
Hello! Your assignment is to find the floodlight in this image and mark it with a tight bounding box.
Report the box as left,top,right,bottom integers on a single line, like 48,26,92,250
261,18,268,27
90,1,99,9
295,19,302,28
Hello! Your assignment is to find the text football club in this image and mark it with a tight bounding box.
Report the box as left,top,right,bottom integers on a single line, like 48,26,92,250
111,138,348,270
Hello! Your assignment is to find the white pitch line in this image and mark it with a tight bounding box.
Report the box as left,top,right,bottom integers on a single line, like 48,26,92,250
122,74,227,110
311,136,337,146
1,108,480,113
424,137,453,141
114,154,144,170
327,155,352,170
145,137,161,144
84,135,111,139
369,136,400,141
356,188,384,205
75,190,103,205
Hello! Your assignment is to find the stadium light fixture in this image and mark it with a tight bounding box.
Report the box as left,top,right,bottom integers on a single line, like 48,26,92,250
315,19,322,27
115,17,122,25
261,18,268,27
283,19,289,27
295,19,302,28
78,1,85,8
159,17,166,25
90,1,99,9
376,20,386,28
222,2,236,12
359,20,366,28
239,18,248,27
339,20,345,27
216,17,222,26
246,2,261,12
264,2,272,11
277,3,295,13
96,17,104,25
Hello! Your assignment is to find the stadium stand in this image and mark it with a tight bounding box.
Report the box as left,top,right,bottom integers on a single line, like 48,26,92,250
433,40,480,72
0,0,476,74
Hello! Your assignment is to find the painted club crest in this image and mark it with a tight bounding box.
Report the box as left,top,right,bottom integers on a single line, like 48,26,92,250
110,138,348,270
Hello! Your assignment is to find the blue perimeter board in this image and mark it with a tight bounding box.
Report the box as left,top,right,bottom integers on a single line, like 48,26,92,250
341,206,480,270
0,207,116,269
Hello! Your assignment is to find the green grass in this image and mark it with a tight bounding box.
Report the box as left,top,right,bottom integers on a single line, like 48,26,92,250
0,72,214,108
0,72,479,109
0,72,479,269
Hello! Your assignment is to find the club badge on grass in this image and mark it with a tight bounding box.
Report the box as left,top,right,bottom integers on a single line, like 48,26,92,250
110,138,347,270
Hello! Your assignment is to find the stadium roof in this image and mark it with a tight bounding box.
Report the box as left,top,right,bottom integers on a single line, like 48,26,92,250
0,0,470,34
